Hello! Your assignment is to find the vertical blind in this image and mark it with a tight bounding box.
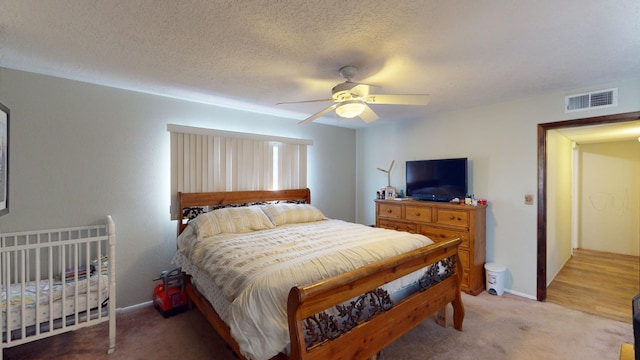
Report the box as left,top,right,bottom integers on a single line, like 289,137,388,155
168,124,312,219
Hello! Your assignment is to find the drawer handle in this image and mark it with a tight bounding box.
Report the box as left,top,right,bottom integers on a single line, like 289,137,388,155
448,215,455,220
386,209,393,213
414,212,420,216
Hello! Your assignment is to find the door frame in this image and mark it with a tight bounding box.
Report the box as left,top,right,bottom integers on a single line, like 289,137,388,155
536,111,640,301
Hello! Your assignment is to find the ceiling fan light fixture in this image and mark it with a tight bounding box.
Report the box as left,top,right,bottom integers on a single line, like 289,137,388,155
335,101,365,118
281,65,428,125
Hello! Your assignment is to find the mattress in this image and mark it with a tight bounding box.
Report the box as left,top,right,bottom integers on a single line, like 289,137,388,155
1,274,109,334
173,214,434,360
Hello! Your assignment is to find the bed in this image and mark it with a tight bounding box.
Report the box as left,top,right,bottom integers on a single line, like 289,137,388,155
0,216,116,359
172,189,464,360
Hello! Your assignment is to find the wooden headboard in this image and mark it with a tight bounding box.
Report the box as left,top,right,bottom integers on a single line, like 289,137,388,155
177,188,311,235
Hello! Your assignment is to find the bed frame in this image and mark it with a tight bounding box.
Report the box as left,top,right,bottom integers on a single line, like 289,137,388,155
177,189,464,360
0,216,116,359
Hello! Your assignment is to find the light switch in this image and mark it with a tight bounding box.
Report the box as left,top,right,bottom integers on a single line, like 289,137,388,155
524,194,534,205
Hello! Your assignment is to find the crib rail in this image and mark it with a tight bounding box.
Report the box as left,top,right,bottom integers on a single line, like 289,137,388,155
0,216,116,358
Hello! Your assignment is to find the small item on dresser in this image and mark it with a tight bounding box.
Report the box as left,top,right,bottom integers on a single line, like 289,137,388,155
384,186,396,199
152,268,188,318
477,199,487,205
449,197,460,204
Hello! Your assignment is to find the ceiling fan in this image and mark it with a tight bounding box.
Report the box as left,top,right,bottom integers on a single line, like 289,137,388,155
277,65,430,124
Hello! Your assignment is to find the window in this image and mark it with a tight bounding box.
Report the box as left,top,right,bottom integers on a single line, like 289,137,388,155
168,125,312,219
272,145,279,189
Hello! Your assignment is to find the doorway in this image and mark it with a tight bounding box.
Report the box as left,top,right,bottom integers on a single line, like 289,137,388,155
536,111,640,301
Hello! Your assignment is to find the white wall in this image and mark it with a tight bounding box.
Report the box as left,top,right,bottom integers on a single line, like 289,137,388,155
0,68,357,307
356,77,640,298
577,140,640,255
545,130,573,285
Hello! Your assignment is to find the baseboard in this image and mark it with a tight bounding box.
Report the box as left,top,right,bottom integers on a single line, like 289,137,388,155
504,289,537,300
117,300,153,313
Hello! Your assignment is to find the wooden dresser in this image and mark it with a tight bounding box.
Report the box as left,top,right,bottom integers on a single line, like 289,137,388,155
375,199,487,295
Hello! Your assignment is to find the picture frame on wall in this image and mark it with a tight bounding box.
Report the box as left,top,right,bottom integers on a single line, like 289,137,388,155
0,102,9,216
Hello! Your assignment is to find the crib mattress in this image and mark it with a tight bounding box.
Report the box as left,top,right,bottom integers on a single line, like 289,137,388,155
1,274,109,333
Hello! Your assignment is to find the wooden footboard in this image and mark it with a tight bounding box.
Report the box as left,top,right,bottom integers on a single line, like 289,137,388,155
287,236,463,360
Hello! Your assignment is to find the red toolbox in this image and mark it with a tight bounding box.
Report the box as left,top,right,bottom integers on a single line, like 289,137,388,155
152,268,187,317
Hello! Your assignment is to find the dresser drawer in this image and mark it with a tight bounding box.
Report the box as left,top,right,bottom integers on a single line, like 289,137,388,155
435,209,469,228
378,203,401,219
378,219,417,233
404,205,432,223
418,226,469,248
460,269,471,291
459,250,470,288
458,249,470,268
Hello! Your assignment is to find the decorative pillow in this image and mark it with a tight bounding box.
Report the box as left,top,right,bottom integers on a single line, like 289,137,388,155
183,207,206,222
209,201,269,211
193,205,275,239
279,199,308,204
260,203,327,226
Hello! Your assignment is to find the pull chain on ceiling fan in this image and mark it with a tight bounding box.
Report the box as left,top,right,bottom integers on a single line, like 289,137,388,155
277,65,430,124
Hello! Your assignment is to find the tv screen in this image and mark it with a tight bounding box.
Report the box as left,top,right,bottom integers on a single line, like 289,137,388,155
406,158,468,202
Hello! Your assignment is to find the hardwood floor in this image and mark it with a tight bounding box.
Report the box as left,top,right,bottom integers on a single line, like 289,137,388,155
546,248,640,323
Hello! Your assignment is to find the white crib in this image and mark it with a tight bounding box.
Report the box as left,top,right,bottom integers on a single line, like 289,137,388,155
0,216,116,359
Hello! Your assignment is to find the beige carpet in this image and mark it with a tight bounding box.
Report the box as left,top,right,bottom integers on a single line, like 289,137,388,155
4,292,634,360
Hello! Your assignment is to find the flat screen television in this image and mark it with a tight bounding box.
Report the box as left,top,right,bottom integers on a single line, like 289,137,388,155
406,158,468,202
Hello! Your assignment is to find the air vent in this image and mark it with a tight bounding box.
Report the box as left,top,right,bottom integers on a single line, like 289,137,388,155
565,88,617,112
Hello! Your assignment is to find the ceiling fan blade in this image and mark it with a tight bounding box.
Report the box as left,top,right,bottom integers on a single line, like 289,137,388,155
354,82,381,89
350,83,371,98
364,94,430,106
277,98,333,105
298,104,338,124
359,103,379,123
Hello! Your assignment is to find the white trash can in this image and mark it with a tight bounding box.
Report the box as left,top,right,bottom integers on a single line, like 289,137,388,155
484,263,507,296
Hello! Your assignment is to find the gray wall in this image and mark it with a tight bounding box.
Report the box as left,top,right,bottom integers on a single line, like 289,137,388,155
3,66,638,305
0,68,357,307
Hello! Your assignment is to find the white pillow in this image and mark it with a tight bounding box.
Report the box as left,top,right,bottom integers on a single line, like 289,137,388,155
260,203,327,226
193,205,275,239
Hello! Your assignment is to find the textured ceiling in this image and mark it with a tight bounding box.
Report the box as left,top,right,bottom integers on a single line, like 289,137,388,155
1,0,640,133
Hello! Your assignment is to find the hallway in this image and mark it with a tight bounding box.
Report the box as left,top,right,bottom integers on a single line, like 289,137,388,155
546,248,640,323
